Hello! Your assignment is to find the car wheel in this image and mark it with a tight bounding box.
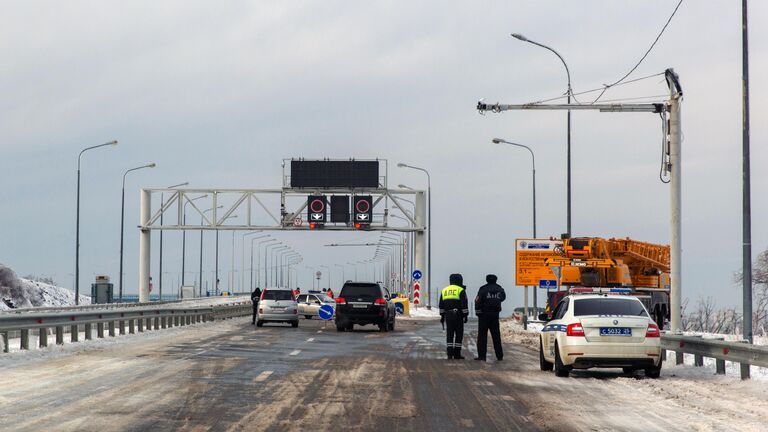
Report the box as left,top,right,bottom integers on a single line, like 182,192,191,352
388,317,395,331
292,321,299,328
256,320,264,327
645,363,662,379
539,338,553,371
554,342,571,377
305,315,313,320
346,323,354,331
379,321,388,332
623,367,638,375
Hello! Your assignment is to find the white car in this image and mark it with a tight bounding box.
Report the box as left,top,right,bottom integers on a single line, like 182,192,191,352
297,292,335,319
539,288,662,378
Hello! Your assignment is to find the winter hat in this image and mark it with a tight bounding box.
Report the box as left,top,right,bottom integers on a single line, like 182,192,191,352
486,274,498,284
449,273,464,286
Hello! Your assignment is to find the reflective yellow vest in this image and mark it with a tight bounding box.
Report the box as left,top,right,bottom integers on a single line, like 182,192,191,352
441,285,464,301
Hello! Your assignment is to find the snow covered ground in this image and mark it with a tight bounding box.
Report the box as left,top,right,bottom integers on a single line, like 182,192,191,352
406,303,440,318
500,318,768,380
0,264,90,310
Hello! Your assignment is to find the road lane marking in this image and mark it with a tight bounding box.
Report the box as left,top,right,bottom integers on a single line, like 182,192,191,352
307,338,315,342
289,349,301,356
317,330,323,333
459,419,475,428
475,381,495,386
253,371,273,382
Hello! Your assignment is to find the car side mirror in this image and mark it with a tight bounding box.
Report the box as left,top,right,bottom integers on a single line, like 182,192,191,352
314,301,321,305
538,313,550,322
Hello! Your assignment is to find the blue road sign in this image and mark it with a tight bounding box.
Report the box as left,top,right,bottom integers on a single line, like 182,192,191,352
318,304,335,320
539,280,557,288
395,302,405,315
412,270,422,280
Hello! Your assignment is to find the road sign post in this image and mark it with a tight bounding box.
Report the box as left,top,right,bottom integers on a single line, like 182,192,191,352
318,304,334,321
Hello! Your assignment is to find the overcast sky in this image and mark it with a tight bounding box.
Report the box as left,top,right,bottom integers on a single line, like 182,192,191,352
1,1,766,310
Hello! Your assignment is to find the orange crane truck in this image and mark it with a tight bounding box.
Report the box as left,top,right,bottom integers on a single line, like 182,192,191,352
542,237,670,327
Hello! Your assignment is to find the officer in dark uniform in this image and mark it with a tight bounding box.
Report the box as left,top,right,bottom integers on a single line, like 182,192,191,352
439,273,469,360
251,286,262,325
474,274,506,361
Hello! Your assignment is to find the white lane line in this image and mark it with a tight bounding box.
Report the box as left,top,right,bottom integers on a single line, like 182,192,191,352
254,371,273,382
289,349,301,356
307,338,315,342
317,330,323,333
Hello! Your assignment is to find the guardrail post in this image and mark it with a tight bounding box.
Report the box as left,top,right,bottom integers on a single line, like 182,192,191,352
85,323,92,340
716,359,726,375
2,332,8,353
56,326,64,345
154,316,160,330
109,321,116,337
97,322,105,338
71,325,79,342
740,364,750,380
129,319,135,334
20,329,29,350
39,328,48,348
675,351,684,365
694,354,703,367
161,316,167,329
119,320,126,335
138,319,144,332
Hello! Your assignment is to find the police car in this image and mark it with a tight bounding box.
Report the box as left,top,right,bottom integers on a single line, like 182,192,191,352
538,288,662,378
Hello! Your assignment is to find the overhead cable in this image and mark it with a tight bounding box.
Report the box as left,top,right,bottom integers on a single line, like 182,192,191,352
590,0,684,104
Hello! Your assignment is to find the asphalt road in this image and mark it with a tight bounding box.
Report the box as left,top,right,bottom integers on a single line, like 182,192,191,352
2,316,755,432
0,317,540,431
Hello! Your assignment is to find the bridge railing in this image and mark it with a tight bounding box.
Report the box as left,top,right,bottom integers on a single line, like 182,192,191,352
0,301,252,353
661,333,768,379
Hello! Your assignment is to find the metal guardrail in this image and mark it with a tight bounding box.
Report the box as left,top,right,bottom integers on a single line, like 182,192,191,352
0,301,253,354
3,293,250,315
661,333,768,379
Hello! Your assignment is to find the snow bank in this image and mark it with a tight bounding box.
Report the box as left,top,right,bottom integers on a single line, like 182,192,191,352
407,303,440,318
0,264,90,310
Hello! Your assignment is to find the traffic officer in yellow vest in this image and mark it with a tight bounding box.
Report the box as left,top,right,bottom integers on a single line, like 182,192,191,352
439,273,469,360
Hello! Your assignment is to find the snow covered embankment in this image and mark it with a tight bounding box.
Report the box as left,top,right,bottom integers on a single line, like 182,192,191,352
0,264,89,311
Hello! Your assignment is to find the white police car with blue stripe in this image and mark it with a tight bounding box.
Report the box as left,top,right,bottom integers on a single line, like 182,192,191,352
539,288,662,378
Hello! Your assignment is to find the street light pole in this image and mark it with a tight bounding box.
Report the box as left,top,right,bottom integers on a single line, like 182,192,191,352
493,138,537,327
397,163,432,309
512,33,572,236
75,140,117,304
741,0,754,360
119,162,156,302
159,182,188,301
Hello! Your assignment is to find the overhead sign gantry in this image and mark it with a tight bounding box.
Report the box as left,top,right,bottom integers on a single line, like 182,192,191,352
136,159,427,303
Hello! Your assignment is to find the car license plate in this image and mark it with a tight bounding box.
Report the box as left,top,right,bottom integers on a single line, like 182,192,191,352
353,304,368,309
600,327,631,336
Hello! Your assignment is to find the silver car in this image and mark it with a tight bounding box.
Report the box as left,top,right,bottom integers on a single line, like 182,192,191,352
297,293,335,319
256,288,299,328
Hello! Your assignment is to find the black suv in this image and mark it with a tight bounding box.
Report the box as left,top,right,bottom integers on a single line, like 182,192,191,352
335,282,396,332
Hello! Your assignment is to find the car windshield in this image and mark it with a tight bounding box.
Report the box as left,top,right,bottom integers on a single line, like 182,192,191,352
573,298,648,317
340,283,380,300
263,290,294,301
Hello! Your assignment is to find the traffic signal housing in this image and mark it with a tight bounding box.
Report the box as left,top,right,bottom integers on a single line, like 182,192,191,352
307,195,327,226
353,195,373,228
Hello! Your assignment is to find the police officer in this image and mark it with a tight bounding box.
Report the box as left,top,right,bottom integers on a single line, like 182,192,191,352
439,273,469,360
251,286,262,325
474,274,506,361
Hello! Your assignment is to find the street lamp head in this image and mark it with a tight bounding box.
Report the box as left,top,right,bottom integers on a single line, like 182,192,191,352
511,33,528,42
108,140,119,146
148,163,157,168
492,138,505,144
396,163,407,168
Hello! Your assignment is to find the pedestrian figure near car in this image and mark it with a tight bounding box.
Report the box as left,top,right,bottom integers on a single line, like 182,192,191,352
439,273,469,360
474,274,506,361
251,286,262,325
